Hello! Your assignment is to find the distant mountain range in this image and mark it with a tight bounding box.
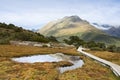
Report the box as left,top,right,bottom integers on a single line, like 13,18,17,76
91,23,112,30
38,15,120,46
31,29,39,32
92,23,120,38
104,26,120,38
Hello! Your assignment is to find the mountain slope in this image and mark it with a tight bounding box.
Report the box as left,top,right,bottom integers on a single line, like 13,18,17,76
39,16,104,36
39,16,120,46
91,23,120,38
0,23,49,44
104,26,120,38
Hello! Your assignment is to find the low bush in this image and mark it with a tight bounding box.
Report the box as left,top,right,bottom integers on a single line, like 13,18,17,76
90,47,103,51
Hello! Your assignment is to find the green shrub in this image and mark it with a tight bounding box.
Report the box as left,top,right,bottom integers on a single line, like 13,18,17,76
42,45,48,47
0,39,10,44
90,47,103,51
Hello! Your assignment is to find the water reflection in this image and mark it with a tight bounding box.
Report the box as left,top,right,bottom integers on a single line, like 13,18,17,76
12,53,84,73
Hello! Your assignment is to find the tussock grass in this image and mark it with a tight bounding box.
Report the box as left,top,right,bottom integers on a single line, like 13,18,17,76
59,56,119,80
86,50,120,65
0,45,79,57
0,45,119,80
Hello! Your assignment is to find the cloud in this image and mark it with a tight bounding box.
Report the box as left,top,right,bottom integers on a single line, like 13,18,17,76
0,0,120,29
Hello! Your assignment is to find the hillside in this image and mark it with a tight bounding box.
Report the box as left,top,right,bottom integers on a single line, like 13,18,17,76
39,16,103,37
92,23,120,38
104,26,120,38
38,16,120,46
0,23,50,44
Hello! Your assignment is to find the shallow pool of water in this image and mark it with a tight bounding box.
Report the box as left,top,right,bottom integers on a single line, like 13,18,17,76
12,53,84,73
12,54,63,63
59,60,83,73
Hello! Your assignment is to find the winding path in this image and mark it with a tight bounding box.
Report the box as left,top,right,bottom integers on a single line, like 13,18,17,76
77,47,120,77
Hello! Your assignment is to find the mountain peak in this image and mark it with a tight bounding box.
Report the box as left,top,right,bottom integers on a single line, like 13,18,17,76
38,16,120,46
39,15,101,37
63,15,82,22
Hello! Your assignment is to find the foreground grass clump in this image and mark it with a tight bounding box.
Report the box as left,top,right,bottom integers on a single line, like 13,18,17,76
86,50,120,65
0,45,119,80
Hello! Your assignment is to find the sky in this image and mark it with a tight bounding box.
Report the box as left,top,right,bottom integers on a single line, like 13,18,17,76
0,0,120,29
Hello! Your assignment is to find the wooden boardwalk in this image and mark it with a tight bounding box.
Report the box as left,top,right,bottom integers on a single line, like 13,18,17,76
77,47,120,77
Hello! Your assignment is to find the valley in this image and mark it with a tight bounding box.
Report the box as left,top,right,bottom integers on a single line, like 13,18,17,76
0,18,120,80
1,0,120,79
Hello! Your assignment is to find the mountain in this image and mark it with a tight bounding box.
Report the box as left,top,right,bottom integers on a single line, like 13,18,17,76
0,23,49,44
38,16,120,46
104,26,120,38
39,16,103,37
91,23,112,30
91,23,120,38
31,29,39,32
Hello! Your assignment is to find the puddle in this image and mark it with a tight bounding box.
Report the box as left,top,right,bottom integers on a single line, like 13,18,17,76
12,53,84,73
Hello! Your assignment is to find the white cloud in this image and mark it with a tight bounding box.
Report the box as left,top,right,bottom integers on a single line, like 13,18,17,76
0,0,120,29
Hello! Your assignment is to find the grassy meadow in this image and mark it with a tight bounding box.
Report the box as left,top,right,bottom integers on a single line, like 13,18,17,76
0,45,119,80
86,50,120,65
0,45,79,57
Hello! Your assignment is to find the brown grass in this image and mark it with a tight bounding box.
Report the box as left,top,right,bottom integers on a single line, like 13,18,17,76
86,50,120,65
0,45,119,80
0,45,79,57
58,56,119,80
